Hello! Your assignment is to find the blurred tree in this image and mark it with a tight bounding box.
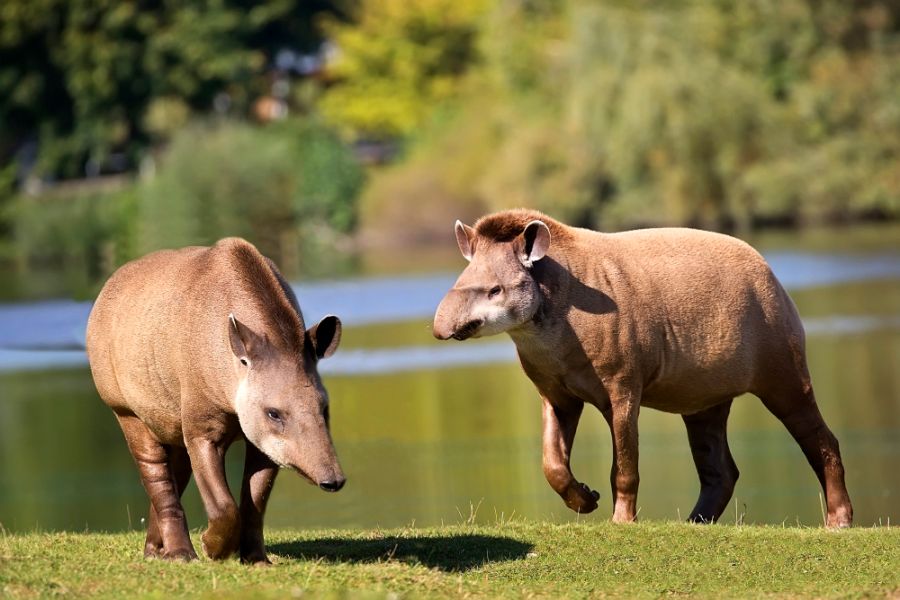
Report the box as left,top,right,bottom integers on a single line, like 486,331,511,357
319,0,488,139
139,118,364,262
0,0,348,179
9,117,364,282
359,0,900,232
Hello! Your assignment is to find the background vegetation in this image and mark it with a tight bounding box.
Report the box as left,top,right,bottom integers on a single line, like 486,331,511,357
348,0,900,238
1,0,898,281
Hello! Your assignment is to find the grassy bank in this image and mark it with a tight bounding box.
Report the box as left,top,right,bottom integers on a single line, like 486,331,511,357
2,521,898,598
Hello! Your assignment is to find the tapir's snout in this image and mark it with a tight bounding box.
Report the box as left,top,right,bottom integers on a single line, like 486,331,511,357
433,288,480,340
318,476,346,492
289,419,346,493
432,318,453,340
299,462,346,493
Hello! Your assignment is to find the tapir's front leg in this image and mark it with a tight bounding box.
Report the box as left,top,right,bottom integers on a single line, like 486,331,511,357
239,441,279,564
541,395,600,514
186,437,241,560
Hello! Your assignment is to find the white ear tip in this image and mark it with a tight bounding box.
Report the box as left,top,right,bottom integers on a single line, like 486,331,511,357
229,313,237,326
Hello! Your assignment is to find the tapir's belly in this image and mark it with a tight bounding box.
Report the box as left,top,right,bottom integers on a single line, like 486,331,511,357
640,348,757,414
641,377,749,414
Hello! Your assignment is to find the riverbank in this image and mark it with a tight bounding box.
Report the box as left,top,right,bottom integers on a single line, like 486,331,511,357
2,521,898,598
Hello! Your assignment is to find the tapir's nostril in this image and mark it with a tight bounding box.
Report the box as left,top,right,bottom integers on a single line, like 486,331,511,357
319,478,346,492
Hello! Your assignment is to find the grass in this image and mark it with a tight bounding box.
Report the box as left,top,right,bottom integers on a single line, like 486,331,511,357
1,521,898,598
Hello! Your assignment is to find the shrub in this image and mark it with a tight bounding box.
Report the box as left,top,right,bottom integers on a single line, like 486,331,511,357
139,118,365,266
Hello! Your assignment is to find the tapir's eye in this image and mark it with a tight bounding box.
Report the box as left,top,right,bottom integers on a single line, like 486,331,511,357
239,357,249,366
265,408,282,422
488,286,502,299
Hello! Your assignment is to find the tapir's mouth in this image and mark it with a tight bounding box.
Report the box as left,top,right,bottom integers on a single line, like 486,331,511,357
290,465,317,486
452,319,483,341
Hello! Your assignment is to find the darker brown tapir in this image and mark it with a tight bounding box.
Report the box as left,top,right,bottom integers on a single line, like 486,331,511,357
433,209,852,527
86,238,345,563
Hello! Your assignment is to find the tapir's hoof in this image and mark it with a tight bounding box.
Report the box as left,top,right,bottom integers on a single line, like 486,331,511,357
826,513,853,529
240,552,272,566
563,482,600,514
202,530,240,560
161,547,198,561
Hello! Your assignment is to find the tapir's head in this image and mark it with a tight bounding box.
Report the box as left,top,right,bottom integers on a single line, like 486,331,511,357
228,313,345,492
433,214,551,341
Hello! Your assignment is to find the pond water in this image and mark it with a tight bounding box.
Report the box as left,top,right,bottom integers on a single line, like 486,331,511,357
1,225,898,533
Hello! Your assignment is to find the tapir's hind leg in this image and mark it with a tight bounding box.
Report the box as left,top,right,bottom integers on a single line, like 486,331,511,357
143,446,193,558
682,399,739,524
757,385,852,527
115,413,198,559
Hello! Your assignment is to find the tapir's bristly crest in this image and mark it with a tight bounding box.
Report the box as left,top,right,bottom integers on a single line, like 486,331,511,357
434,208,853,529
474,208,572,244
227,240,305,355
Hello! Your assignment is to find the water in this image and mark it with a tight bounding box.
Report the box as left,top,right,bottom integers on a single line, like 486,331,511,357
0,226,898,532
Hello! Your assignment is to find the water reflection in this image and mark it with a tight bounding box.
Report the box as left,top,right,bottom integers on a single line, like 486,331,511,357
0,296,897,532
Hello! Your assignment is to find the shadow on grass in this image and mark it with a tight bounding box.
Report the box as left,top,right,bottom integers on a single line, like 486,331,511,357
269,534,533,572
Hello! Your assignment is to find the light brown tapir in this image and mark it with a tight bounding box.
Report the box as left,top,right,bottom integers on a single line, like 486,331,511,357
433,209,852,527
86,238,345,563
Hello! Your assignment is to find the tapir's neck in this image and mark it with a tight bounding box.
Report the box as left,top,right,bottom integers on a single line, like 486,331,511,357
508,243,609,366
530,252,573,325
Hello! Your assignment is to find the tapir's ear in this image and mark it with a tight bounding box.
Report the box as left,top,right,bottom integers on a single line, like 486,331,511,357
228,313,259,367
455,220,476,262
520,220,551,265
309,315,342,359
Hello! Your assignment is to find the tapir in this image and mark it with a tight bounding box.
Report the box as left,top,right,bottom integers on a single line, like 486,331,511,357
433,209,852,527
86,237,346,563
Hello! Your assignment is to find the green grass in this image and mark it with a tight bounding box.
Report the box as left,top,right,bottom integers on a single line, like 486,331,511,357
2,521,898,598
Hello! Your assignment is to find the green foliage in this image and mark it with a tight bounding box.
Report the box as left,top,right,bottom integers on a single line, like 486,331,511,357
2,523,899,597
7,118,364,287
139,118,364,262
0,0,344,177
320,0,488,139
8,184,138,295
356,0,900,232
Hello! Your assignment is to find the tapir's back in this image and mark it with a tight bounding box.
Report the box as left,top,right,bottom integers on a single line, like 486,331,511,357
604,227,799,341
570,226,806,409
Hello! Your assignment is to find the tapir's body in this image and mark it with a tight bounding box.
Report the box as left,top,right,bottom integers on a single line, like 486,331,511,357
87,238,345,563
434,209,852,527
511,225,799,413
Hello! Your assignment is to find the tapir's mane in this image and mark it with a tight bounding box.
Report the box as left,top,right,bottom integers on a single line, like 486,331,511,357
474,209,572,243
224,239,305,353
